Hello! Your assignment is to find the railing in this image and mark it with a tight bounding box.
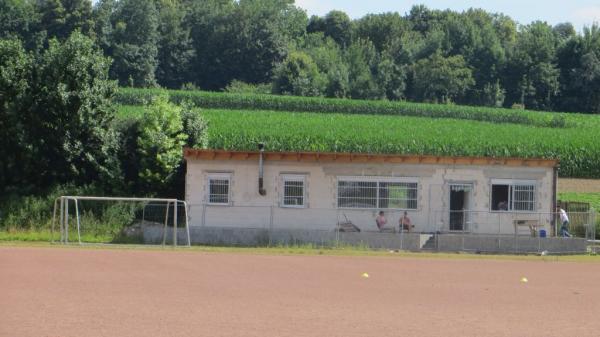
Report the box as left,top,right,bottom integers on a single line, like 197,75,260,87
144,204,593,238
138,203,596,253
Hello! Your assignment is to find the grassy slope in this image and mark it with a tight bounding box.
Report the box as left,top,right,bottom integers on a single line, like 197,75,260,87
558,193,600,211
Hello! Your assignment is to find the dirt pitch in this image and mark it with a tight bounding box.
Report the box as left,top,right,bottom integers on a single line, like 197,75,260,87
2,246,600,337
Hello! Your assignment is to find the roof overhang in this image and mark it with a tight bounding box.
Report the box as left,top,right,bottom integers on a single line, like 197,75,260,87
184,149,559,168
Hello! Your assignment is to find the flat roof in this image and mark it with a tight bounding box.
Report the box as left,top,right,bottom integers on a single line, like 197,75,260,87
184,148,559,168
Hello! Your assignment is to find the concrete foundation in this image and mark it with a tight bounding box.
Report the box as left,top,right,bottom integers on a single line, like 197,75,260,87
143,225,587,254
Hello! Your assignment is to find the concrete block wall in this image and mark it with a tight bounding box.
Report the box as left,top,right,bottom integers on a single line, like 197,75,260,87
142,225,587,254
186,158,555,236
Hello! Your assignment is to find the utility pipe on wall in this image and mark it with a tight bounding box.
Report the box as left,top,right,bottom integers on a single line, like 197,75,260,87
258,143,266,196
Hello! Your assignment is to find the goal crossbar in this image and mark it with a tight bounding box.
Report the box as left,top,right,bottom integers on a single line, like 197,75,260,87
52,196,191,247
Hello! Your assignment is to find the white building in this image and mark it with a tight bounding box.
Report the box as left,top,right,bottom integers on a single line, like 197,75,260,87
184,148,559,236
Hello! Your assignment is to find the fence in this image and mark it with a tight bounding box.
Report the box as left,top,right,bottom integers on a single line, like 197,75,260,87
139,204,595,254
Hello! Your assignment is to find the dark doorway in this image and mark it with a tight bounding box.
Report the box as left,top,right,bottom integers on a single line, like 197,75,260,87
449,184,472,231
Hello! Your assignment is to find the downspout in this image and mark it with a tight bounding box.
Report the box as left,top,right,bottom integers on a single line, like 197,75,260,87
258,143,266,196
551,164,559,236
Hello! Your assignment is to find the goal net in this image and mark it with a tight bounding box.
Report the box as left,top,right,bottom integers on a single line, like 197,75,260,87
52,196,190,246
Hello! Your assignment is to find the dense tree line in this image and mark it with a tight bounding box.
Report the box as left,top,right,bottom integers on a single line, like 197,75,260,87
2,0,600,113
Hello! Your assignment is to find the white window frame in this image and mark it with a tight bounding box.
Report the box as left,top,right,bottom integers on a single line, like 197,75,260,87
280,174,307,208
336,176,418,210
490,179,537,212
206,173,232,206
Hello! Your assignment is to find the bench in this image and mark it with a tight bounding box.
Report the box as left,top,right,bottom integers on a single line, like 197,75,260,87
513,219,542,237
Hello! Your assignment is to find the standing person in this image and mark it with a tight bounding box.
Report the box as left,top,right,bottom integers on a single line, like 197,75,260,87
399,211,414,232
375,211,387,231
557,206,572,237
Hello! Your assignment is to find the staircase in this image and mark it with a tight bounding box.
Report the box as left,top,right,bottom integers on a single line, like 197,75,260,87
420,234,437,250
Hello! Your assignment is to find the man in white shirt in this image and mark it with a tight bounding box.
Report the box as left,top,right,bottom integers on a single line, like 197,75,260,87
557,207,571,237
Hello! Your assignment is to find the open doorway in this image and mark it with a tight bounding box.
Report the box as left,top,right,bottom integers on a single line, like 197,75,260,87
449,184,472,231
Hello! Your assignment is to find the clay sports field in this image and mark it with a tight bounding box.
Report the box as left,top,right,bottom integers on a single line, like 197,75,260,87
1,245,600,337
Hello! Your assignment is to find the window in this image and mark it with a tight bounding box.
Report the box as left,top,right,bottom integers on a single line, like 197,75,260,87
337,177,418,209
207,174,231,205
490,179,536,211
281,175,306,207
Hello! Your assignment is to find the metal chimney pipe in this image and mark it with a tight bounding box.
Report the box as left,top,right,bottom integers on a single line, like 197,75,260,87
258,143,266,196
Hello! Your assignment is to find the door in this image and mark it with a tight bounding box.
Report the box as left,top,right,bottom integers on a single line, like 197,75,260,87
449,184,472,231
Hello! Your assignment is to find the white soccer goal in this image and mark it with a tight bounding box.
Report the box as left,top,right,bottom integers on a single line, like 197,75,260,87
51,196,191,247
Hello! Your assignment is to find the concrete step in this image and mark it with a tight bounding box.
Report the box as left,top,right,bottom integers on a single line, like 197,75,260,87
420,234,437,250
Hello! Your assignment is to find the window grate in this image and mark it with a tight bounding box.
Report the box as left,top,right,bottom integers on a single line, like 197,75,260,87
208,175,230,205
337,179,417,209
282,176,305,207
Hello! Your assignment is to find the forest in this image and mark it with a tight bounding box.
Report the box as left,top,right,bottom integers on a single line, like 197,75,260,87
2,0,600,113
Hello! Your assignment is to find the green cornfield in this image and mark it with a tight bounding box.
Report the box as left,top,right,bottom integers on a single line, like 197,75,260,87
202,109,600,178
116,88,572,128
116,90,600,178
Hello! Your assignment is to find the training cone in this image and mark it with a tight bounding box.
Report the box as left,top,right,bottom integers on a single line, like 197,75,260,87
520,277,528,283
362,272,369,278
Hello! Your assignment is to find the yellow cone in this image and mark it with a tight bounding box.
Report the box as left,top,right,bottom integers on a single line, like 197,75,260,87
362,272,369,278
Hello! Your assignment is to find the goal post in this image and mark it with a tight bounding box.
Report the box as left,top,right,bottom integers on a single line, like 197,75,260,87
51,196,191,247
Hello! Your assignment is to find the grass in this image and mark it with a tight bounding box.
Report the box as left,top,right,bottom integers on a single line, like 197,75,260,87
558,192,600,211
1,239,600,263
0,229,141,244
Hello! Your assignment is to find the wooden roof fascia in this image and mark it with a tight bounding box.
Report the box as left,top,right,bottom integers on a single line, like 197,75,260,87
182,149,559,168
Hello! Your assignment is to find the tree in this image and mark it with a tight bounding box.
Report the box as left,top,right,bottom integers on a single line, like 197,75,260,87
2,32,119,192
272,51,325,96
36,0,94,41
110,0,159,87
155,0,194,88
555,25,600,113
504,21,559,110
92,0,116,53
354,13,409,52
0,38,31,191
345,39,381,99
188,0,306,90
300,33,348,98
411,52,474,103
0,0,38,42
137,95,188,191
322,10,352,47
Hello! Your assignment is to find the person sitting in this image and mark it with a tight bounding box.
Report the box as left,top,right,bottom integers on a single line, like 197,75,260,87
375,211,387,231
399,211,414,232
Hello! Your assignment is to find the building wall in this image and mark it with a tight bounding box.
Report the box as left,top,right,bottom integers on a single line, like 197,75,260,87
186,159,555,235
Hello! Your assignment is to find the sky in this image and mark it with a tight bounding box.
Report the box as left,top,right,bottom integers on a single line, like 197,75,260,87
294,0,600,30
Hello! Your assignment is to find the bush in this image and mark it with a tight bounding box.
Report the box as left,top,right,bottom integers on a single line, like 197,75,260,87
225,80,271,95
136,95,188,192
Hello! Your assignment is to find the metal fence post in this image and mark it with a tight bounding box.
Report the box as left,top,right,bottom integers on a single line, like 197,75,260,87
162,202,169,246
269,205,274,246
173,200,178,247
75,199,82,245
335,209,340,247
65,197,69,244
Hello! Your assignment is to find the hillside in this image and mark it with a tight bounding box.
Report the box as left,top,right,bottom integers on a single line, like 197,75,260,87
116,89,600,179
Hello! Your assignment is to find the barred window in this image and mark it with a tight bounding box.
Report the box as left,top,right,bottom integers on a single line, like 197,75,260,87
337,177,418,209
491,180,536,211
207,174,231,205
282,175,306,207
512,185,535,211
